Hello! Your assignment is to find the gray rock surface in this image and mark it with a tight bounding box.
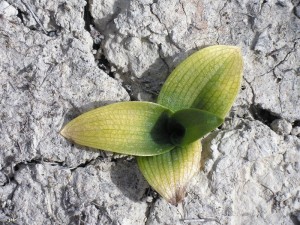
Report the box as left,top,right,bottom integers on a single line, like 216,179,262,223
10,159,148,225
0,0,299,224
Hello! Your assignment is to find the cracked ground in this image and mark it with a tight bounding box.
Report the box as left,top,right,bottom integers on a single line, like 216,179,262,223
0,0,300,224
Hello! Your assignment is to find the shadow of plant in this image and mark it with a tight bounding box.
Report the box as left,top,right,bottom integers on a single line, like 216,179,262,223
110,158,149,202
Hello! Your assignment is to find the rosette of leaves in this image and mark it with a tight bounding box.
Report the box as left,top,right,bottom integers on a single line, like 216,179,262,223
61,45,243,205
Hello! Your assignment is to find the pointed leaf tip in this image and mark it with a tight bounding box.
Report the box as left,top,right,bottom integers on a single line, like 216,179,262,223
60,101,175,156
137,141,202,205
168,108,224,146
157,45,243,118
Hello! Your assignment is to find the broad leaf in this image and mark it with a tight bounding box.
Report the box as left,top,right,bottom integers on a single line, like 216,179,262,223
60,102,175,156
137,140,201,205
157,45,243,118
168,108,223,146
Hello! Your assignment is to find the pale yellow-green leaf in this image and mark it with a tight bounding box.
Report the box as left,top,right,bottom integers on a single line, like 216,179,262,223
60,101,175,156
157,45,243,118
137,141,201,205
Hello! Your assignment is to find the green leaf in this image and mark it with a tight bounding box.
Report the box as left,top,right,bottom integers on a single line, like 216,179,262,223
137,140,201,205
60,101,175,156
168,108,223,146
157,45,243,118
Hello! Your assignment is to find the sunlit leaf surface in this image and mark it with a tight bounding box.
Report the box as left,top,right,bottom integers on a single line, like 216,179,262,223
61,102,174,156
158,45,243,118
137,141,201,205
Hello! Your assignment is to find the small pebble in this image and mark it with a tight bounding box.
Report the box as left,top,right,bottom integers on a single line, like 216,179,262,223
270,119,292,135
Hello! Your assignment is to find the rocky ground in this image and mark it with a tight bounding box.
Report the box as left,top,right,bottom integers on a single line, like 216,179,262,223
0,0,300,224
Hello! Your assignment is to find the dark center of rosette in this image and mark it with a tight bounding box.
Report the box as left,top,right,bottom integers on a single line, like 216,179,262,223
150,111,185,146
167,118,186,146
